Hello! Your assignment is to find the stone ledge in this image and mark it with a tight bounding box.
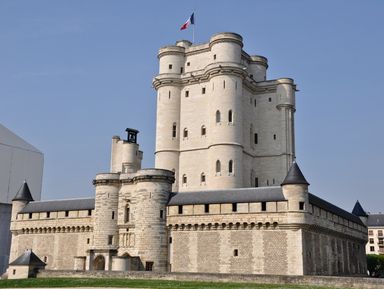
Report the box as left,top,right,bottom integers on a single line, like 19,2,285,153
37,270,384,289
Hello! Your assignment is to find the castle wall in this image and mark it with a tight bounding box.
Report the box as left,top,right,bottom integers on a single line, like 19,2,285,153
9,210,93,270
302,229,367,275
169,228,303,275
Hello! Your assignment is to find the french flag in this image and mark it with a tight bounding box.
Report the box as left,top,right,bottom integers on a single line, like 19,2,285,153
180,13,194,30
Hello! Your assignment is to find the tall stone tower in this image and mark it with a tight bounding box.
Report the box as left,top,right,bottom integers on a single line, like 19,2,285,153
153,32,296,192
91,129,174,272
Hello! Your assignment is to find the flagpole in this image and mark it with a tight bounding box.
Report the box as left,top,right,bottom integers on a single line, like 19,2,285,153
192,25,195,43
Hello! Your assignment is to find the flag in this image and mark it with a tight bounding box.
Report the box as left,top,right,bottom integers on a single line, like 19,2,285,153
180,13,194,30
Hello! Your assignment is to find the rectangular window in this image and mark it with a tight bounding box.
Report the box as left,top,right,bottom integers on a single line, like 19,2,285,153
370,246,375,252
202,87,206,94
46,212,50,218
125,207,130,223
369,238,374,244
178,205,183,214
185,90,189,97
180,67,183,73
108,235,113,245
145,261,154,271
88,209,92,216
112,211,115,220
28,213,32,219
232,203,237,212
268,97,272,102
254,133,258,144
187,62,190,66
160,210,164,219
234,249,238,256
204,204,209,213
213,54,216,60
13,269,16,275
273,134,276,140
299,202,305,210
65,211,69,217
87,238,90,244
168,64,172,69
261,202,267,211
255,177,259,187
169,237,172,244
379,230,383,236
172,124,177,138
369,230,373,236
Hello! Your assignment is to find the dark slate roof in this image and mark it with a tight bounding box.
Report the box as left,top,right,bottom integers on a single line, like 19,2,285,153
367,214,384,227
308,193,364,226
12,182,34,202
352,200,368,217
9,249,46,267
20,198,95,213
281,162,309,186
168,186,285,206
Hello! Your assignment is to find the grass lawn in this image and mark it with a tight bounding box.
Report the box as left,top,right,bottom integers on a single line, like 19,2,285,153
0,278,346,289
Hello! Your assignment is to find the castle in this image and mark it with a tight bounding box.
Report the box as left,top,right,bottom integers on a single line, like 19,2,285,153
7,32,368,278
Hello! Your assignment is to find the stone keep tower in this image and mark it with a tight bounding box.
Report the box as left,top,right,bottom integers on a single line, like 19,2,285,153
91,129,174,272
153,32,296,192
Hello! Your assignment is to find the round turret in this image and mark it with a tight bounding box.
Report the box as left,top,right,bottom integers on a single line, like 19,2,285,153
281,162,309,212
248,55,268,82
92,173,120,268
276,78,296,108
209,32,243,63
155,44,183,191
128,169,174,272
158,46,185,74
11,182,34,221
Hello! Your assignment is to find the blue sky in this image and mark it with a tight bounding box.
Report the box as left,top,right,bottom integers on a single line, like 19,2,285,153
1,0,383,213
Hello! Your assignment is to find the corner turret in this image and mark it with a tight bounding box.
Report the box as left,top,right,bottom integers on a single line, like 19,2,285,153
352,200,368,225
281,162,309,212
11,182,33,221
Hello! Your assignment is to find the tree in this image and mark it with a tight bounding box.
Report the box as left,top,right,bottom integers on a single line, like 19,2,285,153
367,254,384,277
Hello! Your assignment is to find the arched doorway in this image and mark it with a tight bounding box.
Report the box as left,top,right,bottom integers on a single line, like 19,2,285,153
93,255,105,270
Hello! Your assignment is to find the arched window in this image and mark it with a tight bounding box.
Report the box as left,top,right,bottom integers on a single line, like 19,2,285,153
216,160,221,174
228,160,233,174
201,125,206,136
182,174,187,185
201,173,206,183
172,123,177,138
216,110,221,123
228,110,233,123
183,128,188,138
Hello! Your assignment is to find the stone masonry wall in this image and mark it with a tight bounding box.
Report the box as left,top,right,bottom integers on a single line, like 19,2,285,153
169,228,299,275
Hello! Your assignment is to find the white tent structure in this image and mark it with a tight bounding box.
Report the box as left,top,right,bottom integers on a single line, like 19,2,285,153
0,123,43,275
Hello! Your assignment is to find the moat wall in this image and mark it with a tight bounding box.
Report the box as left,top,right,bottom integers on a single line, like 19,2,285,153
38,270,384,289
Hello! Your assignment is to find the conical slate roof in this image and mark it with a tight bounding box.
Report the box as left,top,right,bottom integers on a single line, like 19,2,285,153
12,182,34,202
281,162,309,186
9,249,46,267
352,200,368,217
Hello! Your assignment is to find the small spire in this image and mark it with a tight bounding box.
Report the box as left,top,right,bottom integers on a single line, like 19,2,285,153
12,181,34,202
352,200,368,217
281,162,309,186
